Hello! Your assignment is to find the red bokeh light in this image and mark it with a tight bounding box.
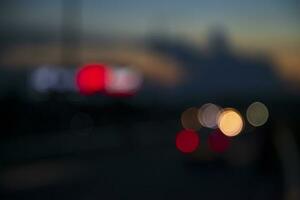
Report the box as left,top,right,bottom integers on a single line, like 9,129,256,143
208,129,230,153
76,63,109,95
176,130,200,153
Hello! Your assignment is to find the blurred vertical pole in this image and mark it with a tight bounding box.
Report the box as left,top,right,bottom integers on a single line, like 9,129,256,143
274,122,300,200
61,0,81,66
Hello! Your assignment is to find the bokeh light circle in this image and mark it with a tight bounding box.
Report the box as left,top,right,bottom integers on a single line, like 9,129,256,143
218,108,244,137
181,107,201,130
198,103,221,129
176,130,200,153
246,102,269,127
105,67,142,97
76,63,109,95
208,129,230,153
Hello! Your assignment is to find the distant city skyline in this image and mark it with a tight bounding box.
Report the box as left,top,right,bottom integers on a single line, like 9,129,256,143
1,0,299,82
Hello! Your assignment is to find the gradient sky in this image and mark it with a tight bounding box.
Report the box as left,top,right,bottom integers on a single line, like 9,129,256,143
1,0,300,49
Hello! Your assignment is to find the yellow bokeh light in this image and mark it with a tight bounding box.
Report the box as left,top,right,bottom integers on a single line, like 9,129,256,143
218,108,244,137
181,107,201,130
246,102,269,127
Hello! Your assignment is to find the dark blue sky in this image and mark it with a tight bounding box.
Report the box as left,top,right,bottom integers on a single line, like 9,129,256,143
1,0,300,48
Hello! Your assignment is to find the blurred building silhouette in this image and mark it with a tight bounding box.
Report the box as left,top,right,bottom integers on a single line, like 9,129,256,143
142,29,285,106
